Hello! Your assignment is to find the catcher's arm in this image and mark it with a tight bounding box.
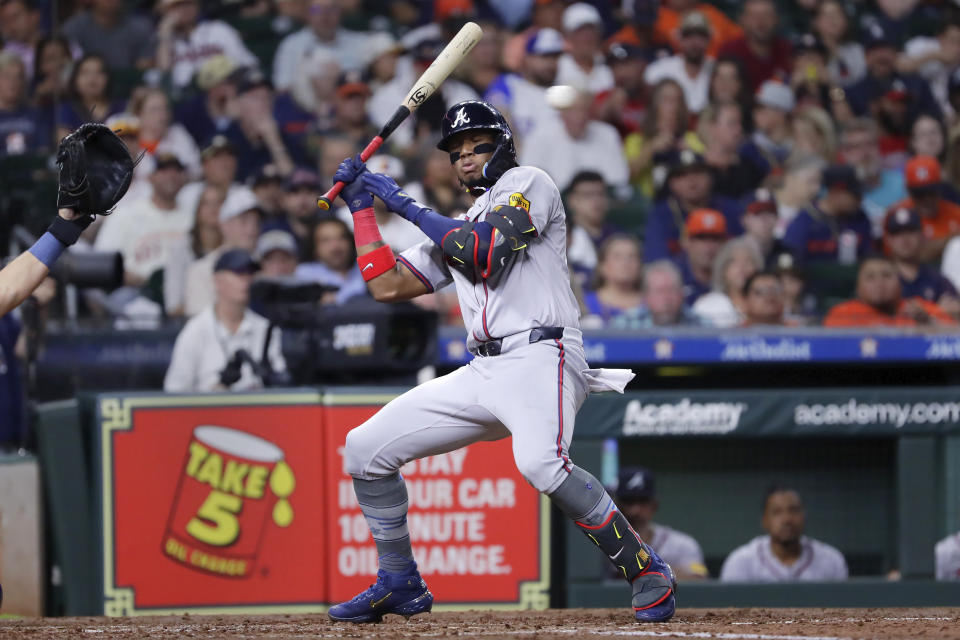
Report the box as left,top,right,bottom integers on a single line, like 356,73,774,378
0,208,86,318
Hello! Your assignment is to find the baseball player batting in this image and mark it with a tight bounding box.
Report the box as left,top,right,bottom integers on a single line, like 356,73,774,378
326,100,676,624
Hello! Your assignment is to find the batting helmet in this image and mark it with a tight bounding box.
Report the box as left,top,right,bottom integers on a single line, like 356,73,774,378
438,100,517,188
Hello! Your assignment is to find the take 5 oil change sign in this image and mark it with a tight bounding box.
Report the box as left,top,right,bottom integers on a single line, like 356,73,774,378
98,394,327,615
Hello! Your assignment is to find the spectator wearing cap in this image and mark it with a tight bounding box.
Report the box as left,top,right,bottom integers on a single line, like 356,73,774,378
273,0,371,91
824,256,956,328
556,2,614,94
783,165,874,265
164,184,226,316
644,150,742,263
644,11,714,114
295,217,367,305
256,229,300,278
812,0,866,85
177,135,242,215
885,206,959,314
740,271,787,326
837,118,906,233
95,153,192,287
282,168,321,255
521,88,629,194
612,259,702,329
789,33,843,116
624,79,704,198
844,22,942,134
741,189,790,267
502,0,565,72
675,208,726,305
717,0,793,93
610,467,707,580
0,52,47,154
699,101,769,200
485,27,564,141
899,18,960,118
592,42,651,138
652,0,740,59
747,80,795,171
184,186,263,316
773,153,826,234
174,55,240,147
130,86,201,179
54,54,124,143
693,235,763,327
891,155,960,261
369,29,478,149
222,67,300,183
165,248,286,392
314,71,377,147
61,0,155,71
251,164,287,219
565,171,622,264
581,234,644,326
154,0,257,90
773,252,818,325
362,32,404,92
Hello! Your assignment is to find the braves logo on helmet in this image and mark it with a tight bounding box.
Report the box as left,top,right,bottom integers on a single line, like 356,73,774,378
452,108,471,128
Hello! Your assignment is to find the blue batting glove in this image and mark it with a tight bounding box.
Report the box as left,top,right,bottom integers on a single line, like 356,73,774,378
333,154,373,212
361,172,420,221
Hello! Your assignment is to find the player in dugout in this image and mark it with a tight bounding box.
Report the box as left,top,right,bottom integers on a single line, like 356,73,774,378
325,100,676,624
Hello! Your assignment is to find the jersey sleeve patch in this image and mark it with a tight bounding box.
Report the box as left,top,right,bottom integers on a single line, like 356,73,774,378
508,192,531,213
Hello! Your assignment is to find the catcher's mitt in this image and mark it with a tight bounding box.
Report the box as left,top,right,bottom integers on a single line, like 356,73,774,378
56,122,135,216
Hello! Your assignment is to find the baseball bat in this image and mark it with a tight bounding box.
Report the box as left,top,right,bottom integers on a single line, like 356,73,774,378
316,21,483,211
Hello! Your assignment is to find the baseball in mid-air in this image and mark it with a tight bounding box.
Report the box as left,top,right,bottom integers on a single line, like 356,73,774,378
546,85,578,110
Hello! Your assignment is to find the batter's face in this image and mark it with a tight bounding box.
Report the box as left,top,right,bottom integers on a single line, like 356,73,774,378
448,130,496,186
762,490,804,545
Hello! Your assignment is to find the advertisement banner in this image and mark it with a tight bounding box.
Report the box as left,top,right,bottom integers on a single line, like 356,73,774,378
98,393,327,616
97,390,550,615
322,393,550,609
575,387,960,438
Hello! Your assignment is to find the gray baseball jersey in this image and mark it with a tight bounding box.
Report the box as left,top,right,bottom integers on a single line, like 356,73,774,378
397,165,581,350
935,532,960,580
647,523,708,578
719,535,848,582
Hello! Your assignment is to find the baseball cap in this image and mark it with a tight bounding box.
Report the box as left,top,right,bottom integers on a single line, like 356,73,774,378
214,248,260,274
613,467,656,502
286,167,320,191
884,78,909,102
154,152,185,171
337,70,370,98
435,0,474,21
606,42,650,65
202,134,236,159
104,112,140,137
363,32,403,68
196,54,237,91
821,164,862,197
256,229,299,259
863,21,896,50
905,155,942,191
250,164,284,188
412,38,445,63
219,186,262,223
794,32,826,55
686,208,728,237
885,206,923,235
679,11,711,37
563,2,602,32
772,251,801,276
745,188,777,215
665,149,708,179
526,28,566,56
236,67,272,95
755,80,795,112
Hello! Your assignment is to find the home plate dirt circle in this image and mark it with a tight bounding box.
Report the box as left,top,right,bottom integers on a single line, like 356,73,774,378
2,608,959,639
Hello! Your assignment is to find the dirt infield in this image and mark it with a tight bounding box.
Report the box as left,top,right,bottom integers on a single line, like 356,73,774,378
2,608,959,640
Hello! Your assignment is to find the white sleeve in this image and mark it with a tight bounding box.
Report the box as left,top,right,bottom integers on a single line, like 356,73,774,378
397,239,452,293
942,237,960,291
164,322,199,392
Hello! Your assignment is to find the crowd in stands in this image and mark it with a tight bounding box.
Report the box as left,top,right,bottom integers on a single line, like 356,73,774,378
4,0,960,332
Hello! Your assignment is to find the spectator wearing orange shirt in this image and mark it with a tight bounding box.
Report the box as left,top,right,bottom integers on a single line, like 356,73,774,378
890,156,960,261
653,0,742,59
824,257,956,328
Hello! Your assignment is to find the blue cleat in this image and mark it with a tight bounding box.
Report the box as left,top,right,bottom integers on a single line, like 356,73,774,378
328,562,433,623
632,545,677,623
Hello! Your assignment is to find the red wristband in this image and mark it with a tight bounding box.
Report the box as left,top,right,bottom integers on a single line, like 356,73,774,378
358,244,396,281
352,207,382,247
